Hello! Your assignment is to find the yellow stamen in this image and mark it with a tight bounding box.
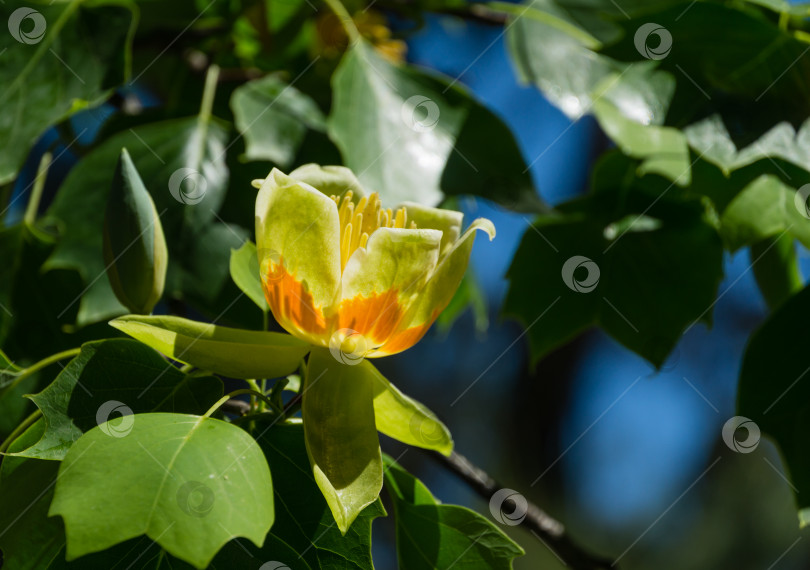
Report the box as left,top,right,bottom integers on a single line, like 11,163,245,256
331,192,416,271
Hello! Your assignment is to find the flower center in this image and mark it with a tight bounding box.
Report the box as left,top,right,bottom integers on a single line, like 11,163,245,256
331,191,416,270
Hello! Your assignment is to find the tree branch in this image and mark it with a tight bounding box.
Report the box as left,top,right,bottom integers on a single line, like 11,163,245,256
426,449,615,570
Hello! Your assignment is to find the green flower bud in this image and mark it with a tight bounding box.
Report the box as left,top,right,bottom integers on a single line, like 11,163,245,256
103,149,168,315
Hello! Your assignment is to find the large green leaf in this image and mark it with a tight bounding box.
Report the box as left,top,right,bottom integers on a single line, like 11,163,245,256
738,284,810,522
110,315,309,379
329,40,543,211
602,2,810,126
0,0,134,184
383,455,524,569
44,116,231,326
504,153,724,367
9,339,223,460
231,74,326,167
49,412,274,569
303,348,383,534
505,0,690,184
505,0,810,188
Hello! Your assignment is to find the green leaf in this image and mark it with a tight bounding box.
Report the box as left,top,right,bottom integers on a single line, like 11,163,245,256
231,74,326,167
229,240,269,312
383,455,524,569
602,2,810,124
9,339,223,460
738,284,810,519
103,149,169,315
685,116,810,179
718,175,810,251
591,70,690,184
751,235,802,311
44,116,231,326
49,412,274,569
303,348,383,534
0,1,134,184
7,350,88,460
329,41,543,211
504,153,724,367
366,360,453,456
0,419,64,570
507,3,690,185
110,315,310,379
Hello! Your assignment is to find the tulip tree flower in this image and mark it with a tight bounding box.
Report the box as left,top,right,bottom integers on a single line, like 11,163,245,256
253,164,494,530
111,164,494,534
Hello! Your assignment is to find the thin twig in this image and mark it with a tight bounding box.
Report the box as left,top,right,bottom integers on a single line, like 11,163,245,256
426,449,615,570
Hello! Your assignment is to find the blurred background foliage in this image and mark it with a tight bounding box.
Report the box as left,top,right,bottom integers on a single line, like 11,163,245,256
5,0,810,567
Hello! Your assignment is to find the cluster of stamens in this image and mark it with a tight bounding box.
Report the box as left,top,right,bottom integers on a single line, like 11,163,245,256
332,191,417,270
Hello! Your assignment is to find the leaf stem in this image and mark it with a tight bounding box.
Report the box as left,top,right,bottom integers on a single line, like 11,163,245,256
0,348,81,399
0,409,42,454
246,379,266,412
198,64,220,126
202,389,276,419
24,152,52,227
424,449,615,569
322,0,361,43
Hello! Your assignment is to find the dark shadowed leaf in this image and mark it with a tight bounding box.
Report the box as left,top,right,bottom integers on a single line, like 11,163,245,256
0,1,134,184
383,455,524,569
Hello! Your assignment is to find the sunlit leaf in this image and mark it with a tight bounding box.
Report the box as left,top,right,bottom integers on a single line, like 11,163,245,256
50,413,274,569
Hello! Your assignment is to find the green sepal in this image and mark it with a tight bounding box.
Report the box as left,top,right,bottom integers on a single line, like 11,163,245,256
303,348,383,534
109,315,310,378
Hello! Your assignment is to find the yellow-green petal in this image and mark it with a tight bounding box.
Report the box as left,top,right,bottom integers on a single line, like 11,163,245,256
400,202,463,257
404,217,496,329
109,315,310,379
289,163,366,200
303,348,383,534
337,228,441,350
255,168,342,312
367,361,453,456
